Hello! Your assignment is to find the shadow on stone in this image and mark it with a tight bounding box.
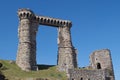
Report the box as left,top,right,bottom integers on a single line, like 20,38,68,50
0,63,3,68
37,65,55,70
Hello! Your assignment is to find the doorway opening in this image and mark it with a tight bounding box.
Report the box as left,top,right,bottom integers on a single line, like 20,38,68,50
97,63,101,69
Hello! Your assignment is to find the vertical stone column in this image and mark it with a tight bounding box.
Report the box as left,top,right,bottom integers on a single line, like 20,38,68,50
57,24,77,72
16,9,39,71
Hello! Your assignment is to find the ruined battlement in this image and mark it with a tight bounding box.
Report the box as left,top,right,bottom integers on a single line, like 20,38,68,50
18,8,35,20
37,16,72,27
18,8,72,27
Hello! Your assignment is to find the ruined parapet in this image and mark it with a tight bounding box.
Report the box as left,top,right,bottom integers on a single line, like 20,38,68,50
18,8,72,27
90,49,115,80
16,8,77,72
16,9,39,71
36,15,72,27
17,8,35,20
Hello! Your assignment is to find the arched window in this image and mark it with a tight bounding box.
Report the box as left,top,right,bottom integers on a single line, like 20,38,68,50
97,63,101,69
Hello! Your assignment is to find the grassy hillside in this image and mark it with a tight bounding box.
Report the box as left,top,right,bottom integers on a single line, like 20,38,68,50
0,60,67,80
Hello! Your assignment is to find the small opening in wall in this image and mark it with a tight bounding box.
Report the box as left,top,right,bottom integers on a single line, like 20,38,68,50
41,18,43,22
51,20,53,23
80,77,83,80
47,19,50,23
97,63,101,69
106,77,111,80
44,19,46,23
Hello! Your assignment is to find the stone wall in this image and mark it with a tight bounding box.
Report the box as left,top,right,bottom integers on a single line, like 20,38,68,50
68,69,114,80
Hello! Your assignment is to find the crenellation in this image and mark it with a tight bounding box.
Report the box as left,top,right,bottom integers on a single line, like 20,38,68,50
38,16,72,27
18,9,35,20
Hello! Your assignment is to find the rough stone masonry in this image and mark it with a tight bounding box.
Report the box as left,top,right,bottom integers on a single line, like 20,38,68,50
68,49,115,80
16,8,115,80
16,8,77,72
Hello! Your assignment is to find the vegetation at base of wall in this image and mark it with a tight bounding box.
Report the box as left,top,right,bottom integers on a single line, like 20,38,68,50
0,60,67,80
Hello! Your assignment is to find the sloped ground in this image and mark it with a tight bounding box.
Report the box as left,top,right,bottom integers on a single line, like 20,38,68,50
0,60,67,80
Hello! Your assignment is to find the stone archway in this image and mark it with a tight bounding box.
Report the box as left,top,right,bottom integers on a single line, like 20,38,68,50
16,8,77,72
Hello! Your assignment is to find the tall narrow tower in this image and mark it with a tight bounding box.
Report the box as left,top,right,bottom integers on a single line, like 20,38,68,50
16,9,39,71
57,25,77,72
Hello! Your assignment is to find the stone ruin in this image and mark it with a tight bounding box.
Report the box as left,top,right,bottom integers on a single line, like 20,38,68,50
16,8,77,72
69,49,115,80
16,8,115,80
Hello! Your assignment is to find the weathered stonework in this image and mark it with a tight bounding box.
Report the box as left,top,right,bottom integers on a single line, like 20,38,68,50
57,25,77,72
90,49,114,73
16,8,115,80
16,8,77,72
68,49,115,80
69,69,110,80
16,9,39,71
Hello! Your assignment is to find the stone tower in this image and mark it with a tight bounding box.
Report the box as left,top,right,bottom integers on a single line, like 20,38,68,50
16,9,39,71
16,8,77,72
68,49,115,80
57,25,77,72
90,49,113,70
90,49,115,79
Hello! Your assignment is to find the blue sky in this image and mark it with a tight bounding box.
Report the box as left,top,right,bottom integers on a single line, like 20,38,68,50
0,0,120,79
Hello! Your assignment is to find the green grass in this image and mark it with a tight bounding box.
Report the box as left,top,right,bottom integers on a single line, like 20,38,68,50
0,60,67,80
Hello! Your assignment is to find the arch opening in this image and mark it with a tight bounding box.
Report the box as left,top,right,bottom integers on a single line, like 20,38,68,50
97,63,101,69
80,77,83,80
36,25,58,67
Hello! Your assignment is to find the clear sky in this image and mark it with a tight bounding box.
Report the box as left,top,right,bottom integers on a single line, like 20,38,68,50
0,0,119,79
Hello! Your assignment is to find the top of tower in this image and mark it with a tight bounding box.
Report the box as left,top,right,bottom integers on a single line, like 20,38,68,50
17,8,35,20
18,8,34,15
